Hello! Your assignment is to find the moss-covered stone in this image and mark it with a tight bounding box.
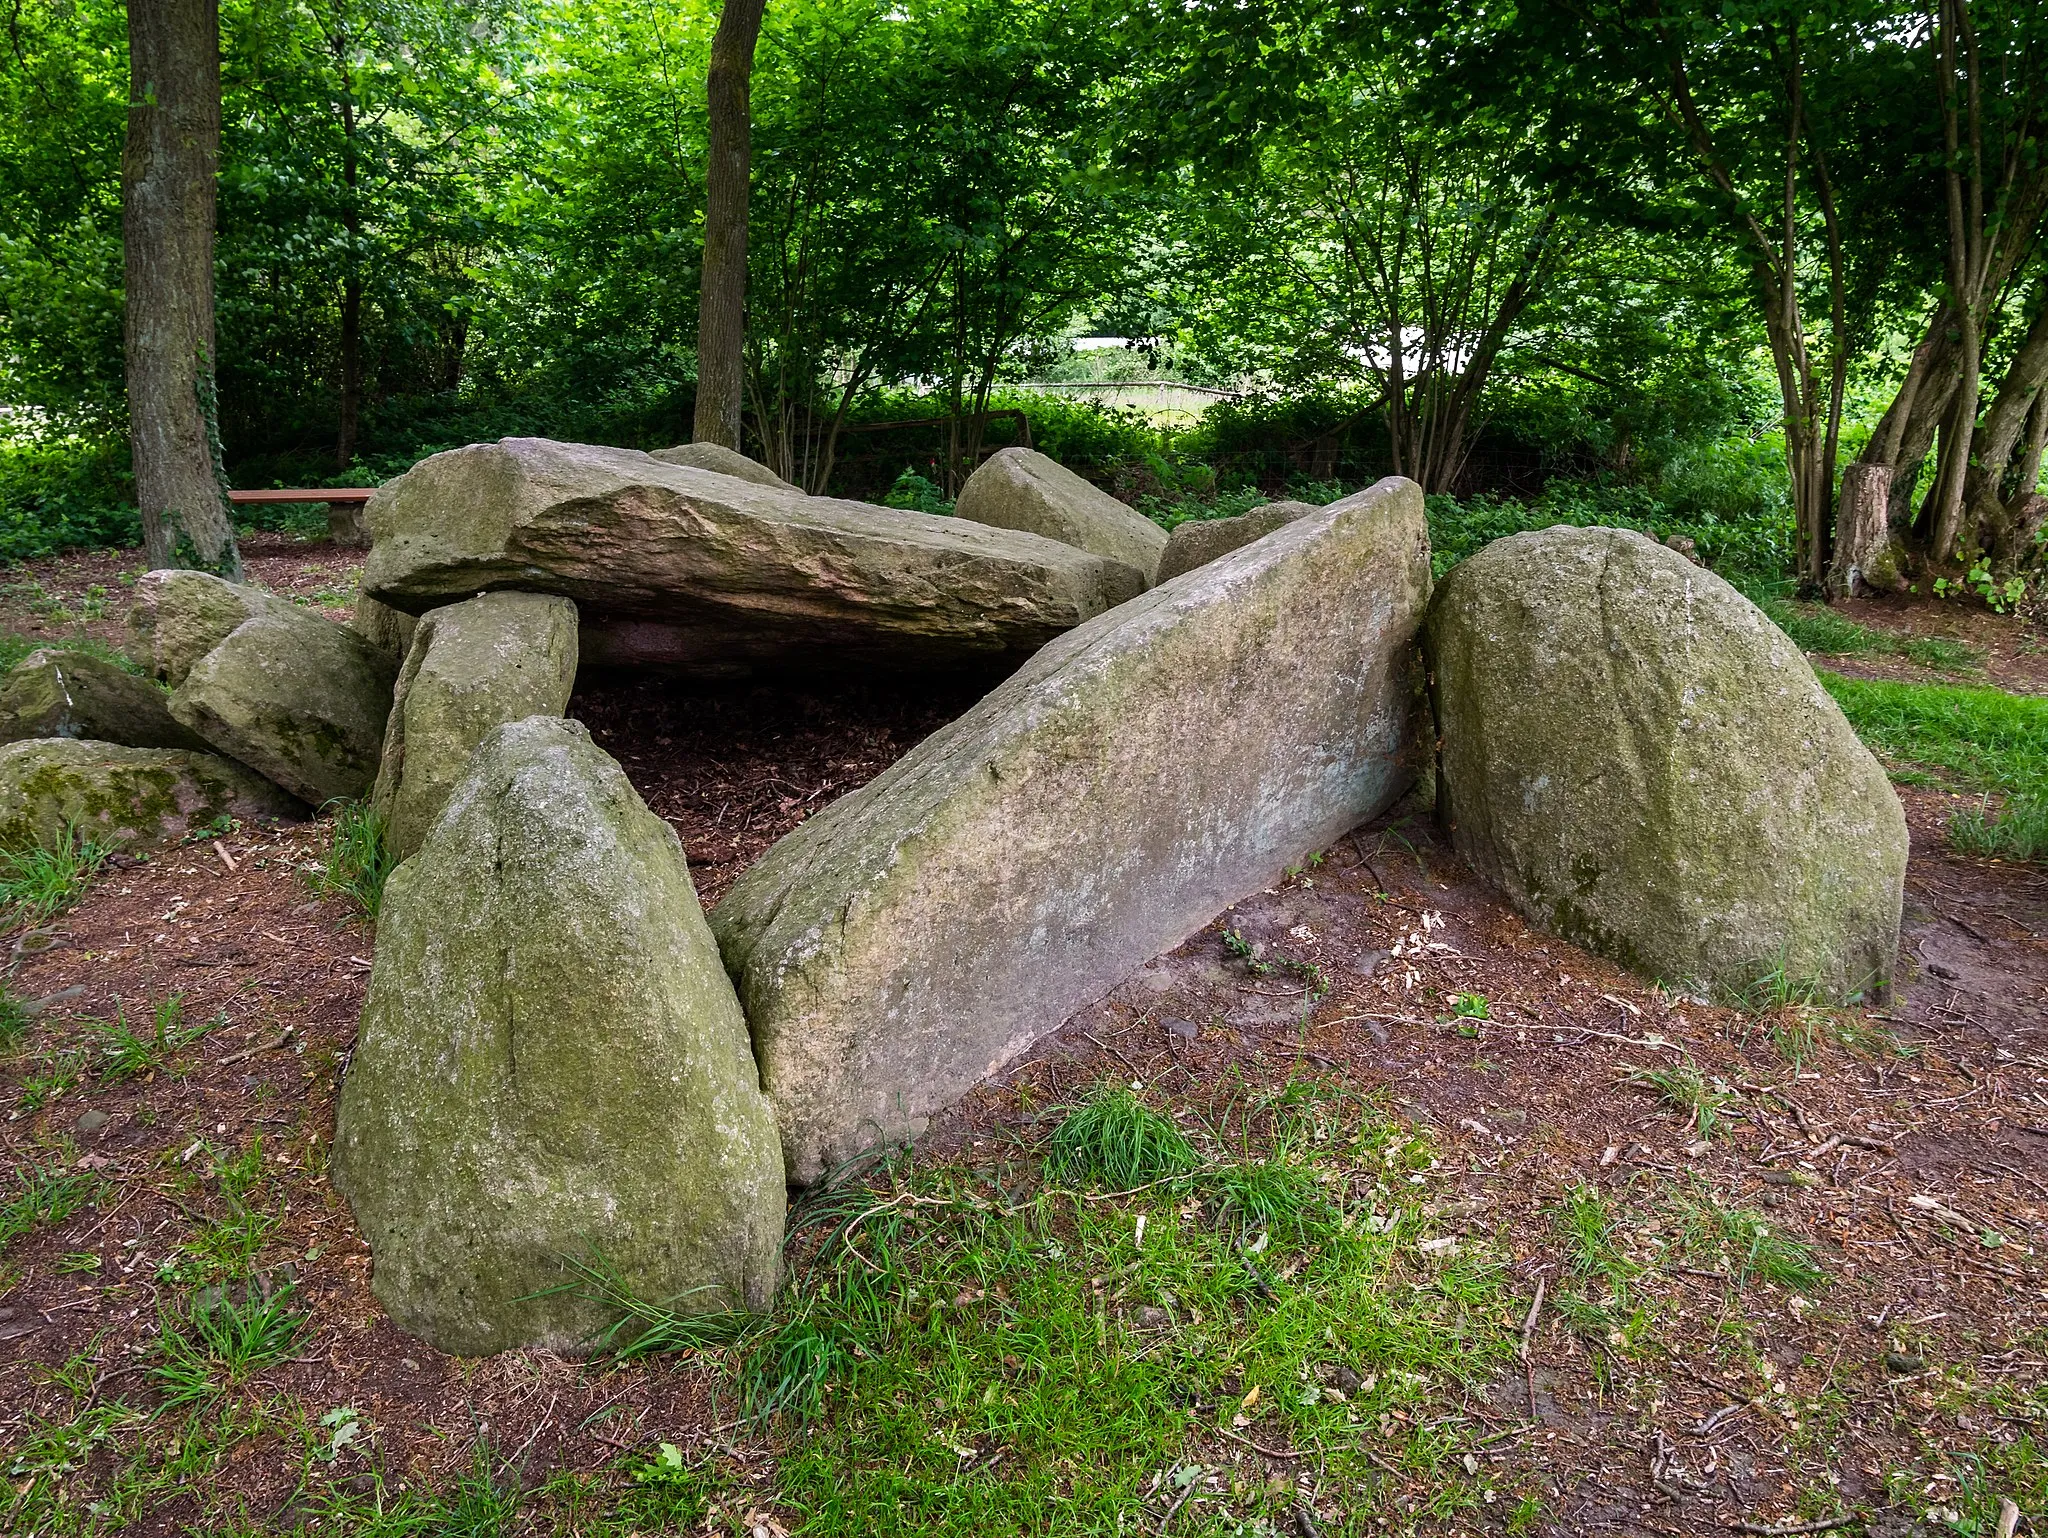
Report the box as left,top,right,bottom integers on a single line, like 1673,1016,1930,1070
0,738,303,852
125,570,304,687
954,446,1168,586
349,594,419,671
332,716,784,1356
0,649,210,752
713,477,1433,1185
371,591,580,859
1425,526,1906,1000
170,611,398,806
1156,501,1317,584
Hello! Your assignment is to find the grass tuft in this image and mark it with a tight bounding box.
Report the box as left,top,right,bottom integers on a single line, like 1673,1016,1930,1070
151,1278,306,1409
0,825,108,930
557,1250,757,1362
1626,1061,1736,1139
1949,793,2048,862
1045,1085,1201,1188
1676,1196,1828,1293
305,801,396,919
742,1317,849,1425
0,1165,99,1253
91,993,215,1082
1821,673,2048,805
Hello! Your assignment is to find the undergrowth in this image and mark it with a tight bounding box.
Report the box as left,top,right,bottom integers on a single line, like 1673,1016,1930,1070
304,802,395,919
0,825,108,930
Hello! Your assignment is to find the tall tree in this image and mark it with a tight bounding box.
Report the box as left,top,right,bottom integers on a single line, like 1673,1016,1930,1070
123,0,239,573
693,0,767,451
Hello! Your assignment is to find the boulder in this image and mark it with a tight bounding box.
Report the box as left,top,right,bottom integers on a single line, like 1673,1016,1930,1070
350,594,418,670
0,649,210,752
0,738,302,852
332,717,784,1356
954,446,1168,586
371,592,580,860
1425,525,1906,1000
170,612,398,806
713,477,1433,1184
649,441,798,490
1156,500,1318,584
362,438,1144,676
125,570,303,688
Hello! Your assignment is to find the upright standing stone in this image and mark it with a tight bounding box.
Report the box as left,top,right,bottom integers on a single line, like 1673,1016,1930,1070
1426,525,1906,999
1156,500,1318,583
333,717,785,1356
955,446,1168,587
714,478,1433,1184
350,594,419,672
371,591,580,859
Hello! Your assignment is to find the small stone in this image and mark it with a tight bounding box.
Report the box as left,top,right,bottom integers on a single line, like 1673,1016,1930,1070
1164,1018,1199,1040
1884,1352,1925,1375
1331,1365,1363,1395
73,1109,109,1136
1134,1306,1171,1329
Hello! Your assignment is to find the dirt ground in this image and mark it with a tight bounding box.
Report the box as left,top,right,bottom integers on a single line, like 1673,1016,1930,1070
0,539,2043,1535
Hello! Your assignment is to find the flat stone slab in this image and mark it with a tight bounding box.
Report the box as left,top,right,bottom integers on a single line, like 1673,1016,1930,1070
363,438,1145,675
712,477,1433,1184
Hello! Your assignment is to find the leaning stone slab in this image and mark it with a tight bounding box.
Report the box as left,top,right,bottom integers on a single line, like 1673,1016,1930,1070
333,717,784,1356
0,649,210,752
713,477,1433,1184
650,441,798,490
0,738,302,852
1156,500,1318,584
954,446,1168,586
170,612,397,806
371,591,580,860
363,438,1143,676
1425,525,1906,1000
125,570,304,688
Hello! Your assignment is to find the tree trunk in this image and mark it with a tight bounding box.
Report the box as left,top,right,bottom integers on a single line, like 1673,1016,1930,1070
1827,463,1900,596
123,0,239,576
693,0,768,452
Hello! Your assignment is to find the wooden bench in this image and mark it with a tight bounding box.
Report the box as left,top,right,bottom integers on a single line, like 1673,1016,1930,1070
227,488,377,546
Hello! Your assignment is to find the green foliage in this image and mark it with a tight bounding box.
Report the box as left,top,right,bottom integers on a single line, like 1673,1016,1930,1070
1674,1197,1828,1293
742,1317,850,1425
558,1250,755,1363
1746,589,1981,671
305,802,396,920
1626,1061,1736,1140
1045,1085,1200,1188
0,825,108,930
0,1164,98,1253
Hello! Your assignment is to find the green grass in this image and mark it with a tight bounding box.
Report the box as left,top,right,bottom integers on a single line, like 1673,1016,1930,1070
1821,673,2048,800
1673,1195,1828,1293
1625,1061,1737,1140
0,825,108,930
0,629,146,676
90,994,214,1083
304,801,396,919
1045,1085,1201,1188
151,1279,307,1410
1758,595,1980,671
0,1164,99,1253
1948,793,2048,861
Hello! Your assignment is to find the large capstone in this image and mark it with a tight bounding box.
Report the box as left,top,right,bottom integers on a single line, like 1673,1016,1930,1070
125,569,304,688
1425,525,1906,1000
170,611,398,806
371,591,580,860
362,437,1143,676
713,477,1433,1184
332,716,785,1356
0,738,302,852
1156,500,1318,584
0,649,210,752
954,446,1168,587
649,441,798,490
